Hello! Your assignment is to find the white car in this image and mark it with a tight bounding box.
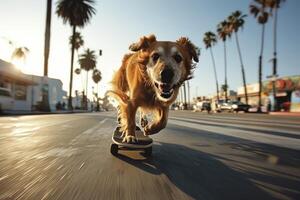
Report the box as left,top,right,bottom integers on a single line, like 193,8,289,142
0,88,14,111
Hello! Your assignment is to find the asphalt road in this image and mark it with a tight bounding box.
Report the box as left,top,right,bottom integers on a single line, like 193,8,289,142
0,111,299,200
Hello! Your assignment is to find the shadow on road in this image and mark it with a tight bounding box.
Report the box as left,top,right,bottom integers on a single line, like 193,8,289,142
112,142,300,200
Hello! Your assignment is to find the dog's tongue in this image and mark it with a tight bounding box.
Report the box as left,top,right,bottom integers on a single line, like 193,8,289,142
159,83,171,92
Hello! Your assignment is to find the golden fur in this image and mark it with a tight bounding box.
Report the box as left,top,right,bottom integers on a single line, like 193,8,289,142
108,35,199,143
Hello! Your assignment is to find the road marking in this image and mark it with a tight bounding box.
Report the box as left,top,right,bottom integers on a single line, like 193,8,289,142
168,119,300,150
170,117,300,136
70,119,109,145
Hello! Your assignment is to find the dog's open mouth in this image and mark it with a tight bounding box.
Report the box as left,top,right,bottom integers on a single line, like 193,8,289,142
154,82,174,99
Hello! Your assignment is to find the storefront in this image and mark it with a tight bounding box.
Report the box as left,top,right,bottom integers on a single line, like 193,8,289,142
0,59,67,112
238,75,300,112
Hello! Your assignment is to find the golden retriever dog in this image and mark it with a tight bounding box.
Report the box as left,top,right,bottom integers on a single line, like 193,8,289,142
108,35,199,143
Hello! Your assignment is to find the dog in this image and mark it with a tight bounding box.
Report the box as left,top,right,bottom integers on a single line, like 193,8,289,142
108,35,199,143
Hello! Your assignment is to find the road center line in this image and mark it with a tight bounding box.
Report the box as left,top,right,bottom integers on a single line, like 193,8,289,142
168,119,300,150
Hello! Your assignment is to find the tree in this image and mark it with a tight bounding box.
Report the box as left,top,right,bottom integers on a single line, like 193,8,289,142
217,20,231,102
92,69,102,111
92,68,102,85
250,0,270,112
267,0,286,111
203,31,220,101
228,10,249,104
56,0,96,110
78,48,97,102
11,47,29,62
44,0,52,77
69,31,84,51
42,0,52,112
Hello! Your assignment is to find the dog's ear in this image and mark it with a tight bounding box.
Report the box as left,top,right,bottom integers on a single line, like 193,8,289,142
176,37,199,63
129,35,157,51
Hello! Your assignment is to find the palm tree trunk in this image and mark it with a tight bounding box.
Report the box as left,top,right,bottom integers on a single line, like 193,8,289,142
180,86,183,107
209,47,220,101
272,7,278,111
183,82,187,110
41,0,52,112
234,32,248,104
86,70,89,110
223,41,228,102
68,25,76,110
187,80,190,107
96,82,99,111
44,0,51,77
258,23,265,113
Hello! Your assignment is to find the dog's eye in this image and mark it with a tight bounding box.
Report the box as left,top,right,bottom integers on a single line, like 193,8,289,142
173,54,182,63
151,53,160,62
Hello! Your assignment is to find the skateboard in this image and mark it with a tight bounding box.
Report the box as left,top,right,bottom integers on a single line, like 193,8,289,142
110,126,153,156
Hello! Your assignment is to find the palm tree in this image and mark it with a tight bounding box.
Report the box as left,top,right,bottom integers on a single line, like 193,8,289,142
75,68,81,75
92,68,102,85
42,0,52,112
266,0,286,111
78,48,97,100
228,10,249,104
217,20,231,102
203,31,220,101
56,0,96,110
44,0,52,77
250,0,270,112
11,47,29,62
221,84,228,96
69,31,84,52
92,69,102,111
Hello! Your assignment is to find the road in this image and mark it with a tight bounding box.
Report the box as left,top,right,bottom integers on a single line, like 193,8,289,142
0,111,299,200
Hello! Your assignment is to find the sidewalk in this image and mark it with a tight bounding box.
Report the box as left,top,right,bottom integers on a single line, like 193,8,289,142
0,110,90,116
269,112,300,117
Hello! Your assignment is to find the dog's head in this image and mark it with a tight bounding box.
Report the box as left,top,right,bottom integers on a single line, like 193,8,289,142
129,34,199,103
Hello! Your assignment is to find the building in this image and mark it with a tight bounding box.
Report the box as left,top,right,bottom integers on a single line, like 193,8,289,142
0,59,67,112
237,75,300,112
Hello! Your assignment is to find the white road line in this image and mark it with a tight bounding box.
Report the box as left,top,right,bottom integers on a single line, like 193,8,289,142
180,116,300,129
170,117,300,136
168,119,300,150
172,113,300,126
70,119,109,145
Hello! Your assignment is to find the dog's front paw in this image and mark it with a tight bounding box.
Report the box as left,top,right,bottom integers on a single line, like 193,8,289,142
122,135,137,143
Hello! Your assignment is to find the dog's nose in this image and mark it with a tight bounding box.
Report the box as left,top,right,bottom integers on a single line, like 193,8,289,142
160,68,174,83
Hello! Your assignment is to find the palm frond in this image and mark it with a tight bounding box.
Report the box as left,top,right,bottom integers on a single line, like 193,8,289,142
78,48,97,71
56,0,96,27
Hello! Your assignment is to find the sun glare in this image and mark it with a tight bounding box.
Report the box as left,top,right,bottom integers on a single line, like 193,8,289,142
11,60,25,72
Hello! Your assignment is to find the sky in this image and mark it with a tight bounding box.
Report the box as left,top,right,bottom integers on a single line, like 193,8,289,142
0,0,300,100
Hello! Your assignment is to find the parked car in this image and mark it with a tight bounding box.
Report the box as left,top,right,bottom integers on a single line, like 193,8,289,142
0,88,14,112
201,102,211,112
193,101,211,112
230,101,251,112
217,100,251,113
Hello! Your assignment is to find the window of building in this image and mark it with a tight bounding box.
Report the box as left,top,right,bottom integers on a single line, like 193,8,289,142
14,84,27,100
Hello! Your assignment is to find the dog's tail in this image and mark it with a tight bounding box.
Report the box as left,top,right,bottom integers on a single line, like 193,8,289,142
106,90,129,105
111,54,131,93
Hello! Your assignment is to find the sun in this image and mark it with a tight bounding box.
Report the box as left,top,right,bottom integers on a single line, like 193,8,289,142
11,59,26,72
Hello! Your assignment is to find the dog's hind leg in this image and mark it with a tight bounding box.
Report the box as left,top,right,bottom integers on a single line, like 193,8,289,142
139,110,148,128
144,107,169,135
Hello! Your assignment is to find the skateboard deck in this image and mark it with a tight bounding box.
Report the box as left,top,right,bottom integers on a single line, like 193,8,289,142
112,126,153,148
111,126,153,156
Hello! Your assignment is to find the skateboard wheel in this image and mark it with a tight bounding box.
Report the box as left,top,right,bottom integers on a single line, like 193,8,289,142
144,146,152,157
110,143,118,155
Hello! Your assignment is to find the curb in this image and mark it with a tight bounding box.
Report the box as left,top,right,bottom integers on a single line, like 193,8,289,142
269,112,300,117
